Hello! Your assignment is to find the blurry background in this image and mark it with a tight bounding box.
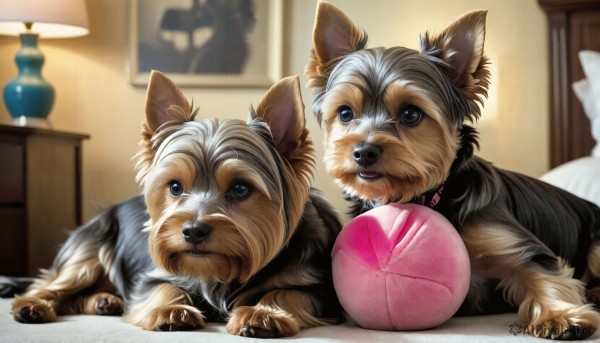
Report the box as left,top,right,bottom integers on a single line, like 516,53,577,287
0,0,548,223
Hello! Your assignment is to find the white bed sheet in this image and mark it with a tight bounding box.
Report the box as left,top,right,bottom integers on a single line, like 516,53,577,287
540,156,600,207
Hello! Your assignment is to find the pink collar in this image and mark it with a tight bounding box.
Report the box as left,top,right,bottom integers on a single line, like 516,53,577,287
416,186,444,208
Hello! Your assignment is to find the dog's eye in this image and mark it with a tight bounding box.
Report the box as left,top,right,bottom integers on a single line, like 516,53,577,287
169,180,184,197
338,105,355,124
229,182,253,201
399,105,424,127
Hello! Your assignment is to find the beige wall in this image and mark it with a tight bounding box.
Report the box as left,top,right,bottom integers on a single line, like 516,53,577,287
0,0,548,223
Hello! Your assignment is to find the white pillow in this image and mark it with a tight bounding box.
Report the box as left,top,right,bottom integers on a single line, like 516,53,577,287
540,156,600,207
572,50,600,157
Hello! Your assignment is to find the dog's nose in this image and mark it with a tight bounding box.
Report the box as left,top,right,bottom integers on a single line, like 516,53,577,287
353,142,382,167
182,221,212,245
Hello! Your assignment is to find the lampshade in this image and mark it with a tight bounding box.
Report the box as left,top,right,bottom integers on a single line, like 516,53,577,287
0,0,89,38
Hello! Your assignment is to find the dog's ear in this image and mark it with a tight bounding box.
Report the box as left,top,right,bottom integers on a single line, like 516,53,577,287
306,1,367,80
252,75,308,159
252,76,315,232
420,10,489,93
144,70,193,134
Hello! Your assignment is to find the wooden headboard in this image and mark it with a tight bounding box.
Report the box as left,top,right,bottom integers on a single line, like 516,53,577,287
538,0,600,168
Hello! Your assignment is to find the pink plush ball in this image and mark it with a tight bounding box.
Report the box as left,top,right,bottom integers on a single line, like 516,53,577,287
332,203,470,331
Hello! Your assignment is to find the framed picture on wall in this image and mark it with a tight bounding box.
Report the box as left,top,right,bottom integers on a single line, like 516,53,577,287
128,0,282,87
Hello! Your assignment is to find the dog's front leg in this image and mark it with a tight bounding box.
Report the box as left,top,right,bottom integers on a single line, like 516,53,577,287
124,283,205,331
12,253,114,322
227,289,332,338
461,214,600,340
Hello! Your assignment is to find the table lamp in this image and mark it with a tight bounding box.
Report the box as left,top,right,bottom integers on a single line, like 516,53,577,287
0,0,89,127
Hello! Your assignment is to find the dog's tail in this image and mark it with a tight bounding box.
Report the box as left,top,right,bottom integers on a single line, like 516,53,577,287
0,276,36,298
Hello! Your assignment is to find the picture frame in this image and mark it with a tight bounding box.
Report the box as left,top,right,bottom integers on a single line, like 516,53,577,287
128,0,282,87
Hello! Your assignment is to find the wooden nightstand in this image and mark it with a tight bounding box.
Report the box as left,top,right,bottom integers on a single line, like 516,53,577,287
0,123,89,276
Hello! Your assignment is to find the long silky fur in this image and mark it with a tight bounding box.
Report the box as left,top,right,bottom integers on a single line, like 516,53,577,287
6,73,344,337
306,2,600,339
129,188,341,322
8,116,343,329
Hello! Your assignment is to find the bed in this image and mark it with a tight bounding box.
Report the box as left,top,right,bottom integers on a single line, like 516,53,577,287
537,0,600,208
2,1,600,342
540,46,600,206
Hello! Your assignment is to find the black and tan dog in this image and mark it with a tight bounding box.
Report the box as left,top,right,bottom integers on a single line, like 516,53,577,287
305,1,600,339
8,71,343,338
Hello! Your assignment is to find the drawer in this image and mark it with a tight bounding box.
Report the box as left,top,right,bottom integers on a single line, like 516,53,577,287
0,208,27,276
0,142,24,203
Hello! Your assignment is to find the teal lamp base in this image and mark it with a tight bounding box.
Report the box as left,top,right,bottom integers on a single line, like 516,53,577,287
11,116,53,128
3,33,55,127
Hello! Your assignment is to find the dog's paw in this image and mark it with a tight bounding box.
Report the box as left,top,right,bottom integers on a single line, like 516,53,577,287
151,305,205,332
226,305,300,338
11,297,57,324
84,292,124,315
